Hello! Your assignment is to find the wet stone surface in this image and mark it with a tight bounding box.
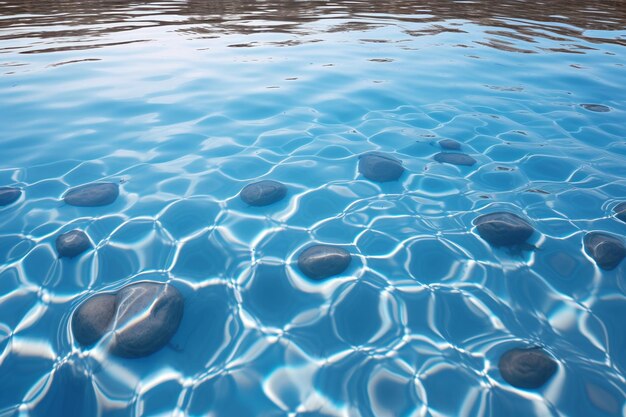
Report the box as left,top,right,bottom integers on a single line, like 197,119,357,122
64,182,119,207
475,212,534,247
358,152,405,182
438,139,461,150
583,232,626,270
0,187,21,206
240,180,287,206
613,202,626,223
581,103,611,112
71,282,184,358
56,230,91,258
499,347,557,389
434,152,477,166
298,245,352,280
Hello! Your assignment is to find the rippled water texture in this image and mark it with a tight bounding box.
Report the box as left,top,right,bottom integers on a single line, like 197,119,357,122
1,1,626,416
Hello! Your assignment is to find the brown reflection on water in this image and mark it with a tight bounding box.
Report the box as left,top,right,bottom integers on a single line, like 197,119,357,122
0,0,625,54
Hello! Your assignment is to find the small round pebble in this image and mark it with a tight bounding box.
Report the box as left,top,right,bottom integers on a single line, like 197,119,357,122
71,281,184,358
581,103,611,112
240,180,287,206
499,347,557,389
438,139,461,150
72,294,117,346
475,212,534,247
434,152,476,166
0,187,21,206
613,202,626,223
584,232,626,270
298,245,351,280
110,282,184,358
56,230,91,258
64,182,119,207
358,152,404,182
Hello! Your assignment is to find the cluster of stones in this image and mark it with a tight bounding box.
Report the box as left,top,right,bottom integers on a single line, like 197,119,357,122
2,137,625,375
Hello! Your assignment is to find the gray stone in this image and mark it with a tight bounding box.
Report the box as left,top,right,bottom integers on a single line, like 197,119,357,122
110,282,184,358
438,139,461,150
581,103,611,112
0,187,21,206
71,282,184,358
240,180,287,206
358,152,404,182
584,232,626,270
475,212,534,247
64,183,119,207
56,230,91,258
298,245,351,280
72,294,117,346
499,347,557,389
434,152,476,166
613,202,626,223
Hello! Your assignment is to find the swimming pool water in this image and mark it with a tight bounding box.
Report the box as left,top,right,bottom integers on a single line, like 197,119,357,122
1,1,626,416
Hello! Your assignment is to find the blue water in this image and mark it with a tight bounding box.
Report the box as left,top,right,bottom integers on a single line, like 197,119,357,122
1,1,626,416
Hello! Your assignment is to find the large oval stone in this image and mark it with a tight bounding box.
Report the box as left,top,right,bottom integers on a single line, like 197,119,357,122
56,230,91,258
240,180,287,206
434,152,476,166
298,245,351,280
584,232,626,270
613,202,626,223
110,282,184,358
358,152,404,182
0,187,21,206
438,139,461,150
475,212,534,247
71,294,117,346
64,183,119,207
499,347,557,389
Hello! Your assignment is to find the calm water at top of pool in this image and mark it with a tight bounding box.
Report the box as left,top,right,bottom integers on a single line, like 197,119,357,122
1,1,626,416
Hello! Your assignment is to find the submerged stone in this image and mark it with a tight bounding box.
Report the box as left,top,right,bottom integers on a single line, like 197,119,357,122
72,294,117,346
240,180,287,206
358,152,404,182
298,245,351,280
71,282,184,358
434,152,476,166
56,230,91,258
613,202,626,223
64,183,119,207
581,103,611,112
584,232,626,270
499,347,557,389
0,187,21,206
110,282,184,358
438,139,461,150
475,212,534,247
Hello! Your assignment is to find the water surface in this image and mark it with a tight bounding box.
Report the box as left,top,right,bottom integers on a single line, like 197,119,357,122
1,1,626,416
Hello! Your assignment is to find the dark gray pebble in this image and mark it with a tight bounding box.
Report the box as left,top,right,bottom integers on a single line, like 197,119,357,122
240,180,287,206
434,152,476,166
0,187,21,206
584,232,626,270
613,202,626,223
499,347,557,389
110,282,184,358
64,182,119,207
298,245,351,280
72,294,117,346
475,212,534,247
358,152,404,182
581,103,611,112
71,282,184,358
438,139,461,150
56,230,91,258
